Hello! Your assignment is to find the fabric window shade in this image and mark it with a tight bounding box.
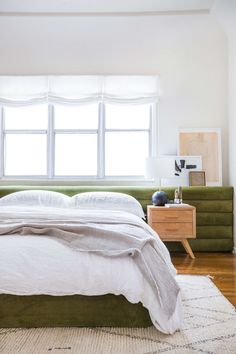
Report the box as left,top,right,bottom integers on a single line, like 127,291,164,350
103,76,161,103
48,76,103,104
0,76,48,105
0,76,161,105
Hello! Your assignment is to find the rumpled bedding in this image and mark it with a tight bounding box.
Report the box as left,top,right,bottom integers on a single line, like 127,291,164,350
0,206,183,333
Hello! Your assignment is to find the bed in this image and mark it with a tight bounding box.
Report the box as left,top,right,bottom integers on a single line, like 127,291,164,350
0,189,183,334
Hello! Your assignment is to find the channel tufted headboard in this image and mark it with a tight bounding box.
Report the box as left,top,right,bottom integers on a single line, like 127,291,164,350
0,185,233,252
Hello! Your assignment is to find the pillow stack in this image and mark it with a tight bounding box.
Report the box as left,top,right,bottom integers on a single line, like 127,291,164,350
0,190,145,218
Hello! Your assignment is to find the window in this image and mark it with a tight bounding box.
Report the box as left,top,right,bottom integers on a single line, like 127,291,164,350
0,75,160,180
3,105,48,176
0,101,155,180
54,104,98,176
105,104,150,176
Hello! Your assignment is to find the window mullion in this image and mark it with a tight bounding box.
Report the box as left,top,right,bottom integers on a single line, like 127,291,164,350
150,102,157,157
4,130,47,134
54,129,97,134
48,104,55,179
106,129,149,132
0,107,4,178
97,102,105,178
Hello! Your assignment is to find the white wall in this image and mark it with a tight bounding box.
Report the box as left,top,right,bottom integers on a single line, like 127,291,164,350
0,12,228,182
212,0,236,250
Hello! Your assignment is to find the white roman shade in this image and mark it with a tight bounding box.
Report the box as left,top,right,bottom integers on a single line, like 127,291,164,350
103,76,161,103
48,76,103,104
0,76,48,105
0,75,161,105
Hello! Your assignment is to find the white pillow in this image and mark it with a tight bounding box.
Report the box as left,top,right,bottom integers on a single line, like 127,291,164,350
0,190,70,208
71,192,145,218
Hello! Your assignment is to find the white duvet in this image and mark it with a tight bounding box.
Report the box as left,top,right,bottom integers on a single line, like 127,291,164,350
0,207,183,334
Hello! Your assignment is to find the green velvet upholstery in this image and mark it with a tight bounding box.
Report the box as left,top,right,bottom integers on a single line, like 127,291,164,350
0,294,152,328
0,185,233,328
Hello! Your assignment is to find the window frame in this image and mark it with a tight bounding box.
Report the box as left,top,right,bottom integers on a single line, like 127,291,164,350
0,101,157,181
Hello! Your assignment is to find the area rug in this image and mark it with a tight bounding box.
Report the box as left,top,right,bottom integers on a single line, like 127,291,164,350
0,275,235,354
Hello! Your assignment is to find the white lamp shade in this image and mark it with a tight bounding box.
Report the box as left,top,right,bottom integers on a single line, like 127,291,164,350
145,157,175,179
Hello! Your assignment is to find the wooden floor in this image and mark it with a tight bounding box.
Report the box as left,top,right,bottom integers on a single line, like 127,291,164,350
171,252,236,307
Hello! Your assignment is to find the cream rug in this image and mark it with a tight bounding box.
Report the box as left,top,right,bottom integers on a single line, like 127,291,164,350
0,276,235,354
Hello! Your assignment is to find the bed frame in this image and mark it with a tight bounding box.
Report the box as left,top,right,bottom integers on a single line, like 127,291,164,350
0,294,151,328
0,185,233,327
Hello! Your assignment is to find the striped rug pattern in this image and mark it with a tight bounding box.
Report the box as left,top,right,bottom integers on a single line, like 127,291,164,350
0,275,235,354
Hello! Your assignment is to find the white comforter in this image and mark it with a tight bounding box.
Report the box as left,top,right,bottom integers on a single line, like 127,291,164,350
0,206,183,334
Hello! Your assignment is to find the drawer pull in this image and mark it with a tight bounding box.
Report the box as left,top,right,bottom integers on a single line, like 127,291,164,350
166,228,178,232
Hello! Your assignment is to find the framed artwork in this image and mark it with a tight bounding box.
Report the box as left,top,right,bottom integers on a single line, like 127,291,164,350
160,155,202,187
174,155,202,178
189,171,206,186
178,128,222,186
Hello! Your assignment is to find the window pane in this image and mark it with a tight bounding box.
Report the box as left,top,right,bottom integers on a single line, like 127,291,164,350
54,104,98,129
55,134,97,176
5,134,47,175
105,132,149,176
106,104,150,129
4,105,48,130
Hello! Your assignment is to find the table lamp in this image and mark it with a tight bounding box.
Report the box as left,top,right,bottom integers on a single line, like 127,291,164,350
145,157,174,190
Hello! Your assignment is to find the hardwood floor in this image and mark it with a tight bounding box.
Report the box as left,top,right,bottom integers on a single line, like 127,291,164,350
171,252,236,307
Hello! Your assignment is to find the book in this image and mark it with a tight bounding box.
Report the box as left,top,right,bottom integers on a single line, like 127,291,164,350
165,203,190,208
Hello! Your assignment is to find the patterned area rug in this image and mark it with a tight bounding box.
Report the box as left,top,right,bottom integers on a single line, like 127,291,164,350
0,276,235,354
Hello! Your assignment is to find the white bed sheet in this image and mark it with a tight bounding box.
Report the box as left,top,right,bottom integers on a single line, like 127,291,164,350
0,234,147,298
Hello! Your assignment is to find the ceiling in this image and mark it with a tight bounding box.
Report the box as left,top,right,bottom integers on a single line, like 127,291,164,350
0,0,215,15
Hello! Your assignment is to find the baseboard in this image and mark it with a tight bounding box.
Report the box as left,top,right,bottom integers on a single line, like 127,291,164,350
233,247,236,254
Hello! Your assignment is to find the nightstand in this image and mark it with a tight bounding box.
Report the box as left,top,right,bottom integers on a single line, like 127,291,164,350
147,205,196,259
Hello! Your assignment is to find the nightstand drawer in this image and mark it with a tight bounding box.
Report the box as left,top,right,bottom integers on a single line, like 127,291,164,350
150,210,193,223
152,222,194,237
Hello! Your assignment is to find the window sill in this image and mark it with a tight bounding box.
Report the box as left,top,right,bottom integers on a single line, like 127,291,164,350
0,178,156,187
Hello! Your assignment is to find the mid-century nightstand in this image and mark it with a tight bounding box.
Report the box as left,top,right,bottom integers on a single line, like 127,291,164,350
147,205,196,259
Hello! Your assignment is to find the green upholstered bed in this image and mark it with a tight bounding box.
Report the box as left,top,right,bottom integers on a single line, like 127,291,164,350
0,294,152,328
0,185,233,328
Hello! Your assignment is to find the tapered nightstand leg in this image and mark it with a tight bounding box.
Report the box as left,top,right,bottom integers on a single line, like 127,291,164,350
181,239,195,259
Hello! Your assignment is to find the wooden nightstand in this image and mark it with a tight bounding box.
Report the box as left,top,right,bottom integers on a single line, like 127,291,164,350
147,205,196,259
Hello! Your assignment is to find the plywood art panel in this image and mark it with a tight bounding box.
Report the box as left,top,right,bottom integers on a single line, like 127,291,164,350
178,128,222,186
